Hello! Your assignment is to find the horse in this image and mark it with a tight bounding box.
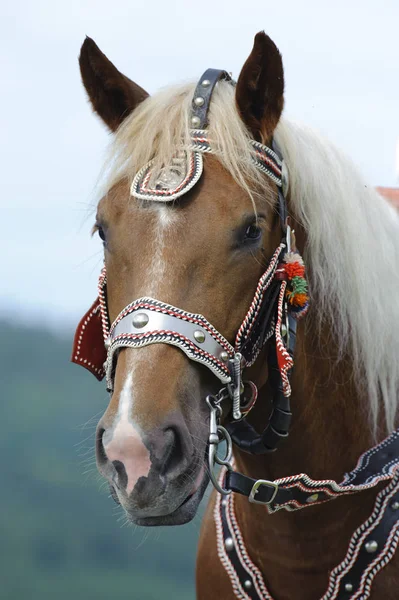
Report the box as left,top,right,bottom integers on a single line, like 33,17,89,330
73,32,399,599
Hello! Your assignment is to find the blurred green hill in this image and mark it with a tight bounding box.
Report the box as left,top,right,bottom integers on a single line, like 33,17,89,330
0,321,203,600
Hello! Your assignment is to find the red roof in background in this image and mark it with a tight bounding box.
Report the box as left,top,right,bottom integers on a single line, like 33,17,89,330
376,187,399,208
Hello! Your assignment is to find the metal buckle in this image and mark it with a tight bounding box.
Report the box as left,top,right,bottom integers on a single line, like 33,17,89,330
249,479,279,505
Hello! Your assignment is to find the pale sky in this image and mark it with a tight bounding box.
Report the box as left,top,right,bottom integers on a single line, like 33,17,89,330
1,0,398,329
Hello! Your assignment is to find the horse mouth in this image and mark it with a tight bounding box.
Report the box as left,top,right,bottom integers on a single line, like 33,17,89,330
133,471,210,526
110,460,210,526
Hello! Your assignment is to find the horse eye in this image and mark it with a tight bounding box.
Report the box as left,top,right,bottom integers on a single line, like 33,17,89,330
244,224,262,241
97,226,106,242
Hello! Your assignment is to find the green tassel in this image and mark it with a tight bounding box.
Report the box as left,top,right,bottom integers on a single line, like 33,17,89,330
290,276,308,295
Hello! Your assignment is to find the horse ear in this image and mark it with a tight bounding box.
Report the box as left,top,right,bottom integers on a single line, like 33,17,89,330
79,37,149,132
235,32,284,142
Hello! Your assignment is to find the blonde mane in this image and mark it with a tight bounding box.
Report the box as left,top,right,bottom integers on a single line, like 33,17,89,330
102,80,399,433
101,82,272,204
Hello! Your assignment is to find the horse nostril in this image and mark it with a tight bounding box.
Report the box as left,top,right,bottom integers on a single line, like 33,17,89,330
109,484,121,506
112,460,128,489
96,428,129,490
96,427,107,465
160,426,185,478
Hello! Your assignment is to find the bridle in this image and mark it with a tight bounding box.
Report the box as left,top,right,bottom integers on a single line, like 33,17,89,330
73,67,308,492
72,68,399,599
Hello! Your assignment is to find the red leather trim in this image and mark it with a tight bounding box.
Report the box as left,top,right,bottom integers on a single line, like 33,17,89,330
71,298,106,381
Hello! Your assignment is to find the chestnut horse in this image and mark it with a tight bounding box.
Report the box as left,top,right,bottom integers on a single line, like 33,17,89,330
73,33,399,599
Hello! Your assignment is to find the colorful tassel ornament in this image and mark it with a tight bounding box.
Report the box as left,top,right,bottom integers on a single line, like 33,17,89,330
283,251,309,314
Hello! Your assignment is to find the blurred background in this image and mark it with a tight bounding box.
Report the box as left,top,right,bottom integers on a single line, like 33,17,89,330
1,1,398,599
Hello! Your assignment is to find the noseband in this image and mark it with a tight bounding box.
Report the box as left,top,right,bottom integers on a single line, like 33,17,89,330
72,68,399,599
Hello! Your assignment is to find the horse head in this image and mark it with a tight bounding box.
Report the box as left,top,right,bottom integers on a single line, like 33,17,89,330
75,32,291,525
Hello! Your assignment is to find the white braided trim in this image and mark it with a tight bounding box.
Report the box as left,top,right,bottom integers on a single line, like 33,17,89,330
321,473,399,599
250,139,283,167
215,465,399,600
214,468,255,600
226,486,273,598
215,467,399,600
105,332,231,391
343,429,399,486
266,461,399,514
235,243,285,353
354,525,399,599
190,129,283,186
98,267,110,340
109,296,234,354
214,494,251,598
274,281,293,397
214,463,273,599
130,151,203,202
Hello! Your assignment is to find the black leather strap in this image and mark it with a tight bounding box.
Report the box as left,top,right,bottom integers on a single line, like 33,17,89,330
191,69,232,129
220,469,399,599
225,428,399,511
227,314,296,455
239,280,280,365
218,492,265,599
330,476,399,598
226,470,293,505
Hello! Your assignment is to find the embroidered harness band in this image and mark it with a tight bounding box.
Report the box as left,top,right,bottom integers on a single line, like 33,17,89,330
71,67,399,600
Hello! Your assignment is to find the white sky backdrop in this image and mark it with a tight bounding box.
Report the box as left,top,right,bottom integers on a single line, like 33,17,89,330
1,0,398,330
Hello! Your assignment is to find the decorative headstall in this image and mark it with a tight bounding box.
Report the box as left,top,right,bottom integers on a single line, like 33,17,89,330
72,68,399,599
72,68,306,437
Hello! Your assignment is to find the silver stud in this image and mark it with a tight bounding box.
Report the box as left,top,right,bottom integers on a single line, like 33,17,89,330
365,540,378,553
132,313,149,329
392,501,399,510
201,79,211,88
191,115,201,127
193,330,206,343
221,499,228,507
244,580,252,590
224,537,234,551
306,493,319,503
220,351,229,362
104,336,111,350
194,96,205,107
344,583,353,592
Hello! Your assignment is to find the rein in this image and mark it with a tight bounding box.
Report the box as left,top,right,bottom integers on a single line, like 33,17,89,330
72,68,399,600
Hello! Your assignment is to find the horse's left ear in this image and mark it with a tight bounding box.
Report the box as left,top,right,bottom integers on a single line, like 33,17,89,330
235,31,284,142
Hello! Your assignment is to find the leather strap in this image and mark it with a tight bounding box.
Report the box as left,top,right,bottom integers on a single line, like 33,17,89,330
224,428,399,512
324,473,399,598
191,69,232,129
227,314,296,455
226,470,292,505
218,467,399,599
